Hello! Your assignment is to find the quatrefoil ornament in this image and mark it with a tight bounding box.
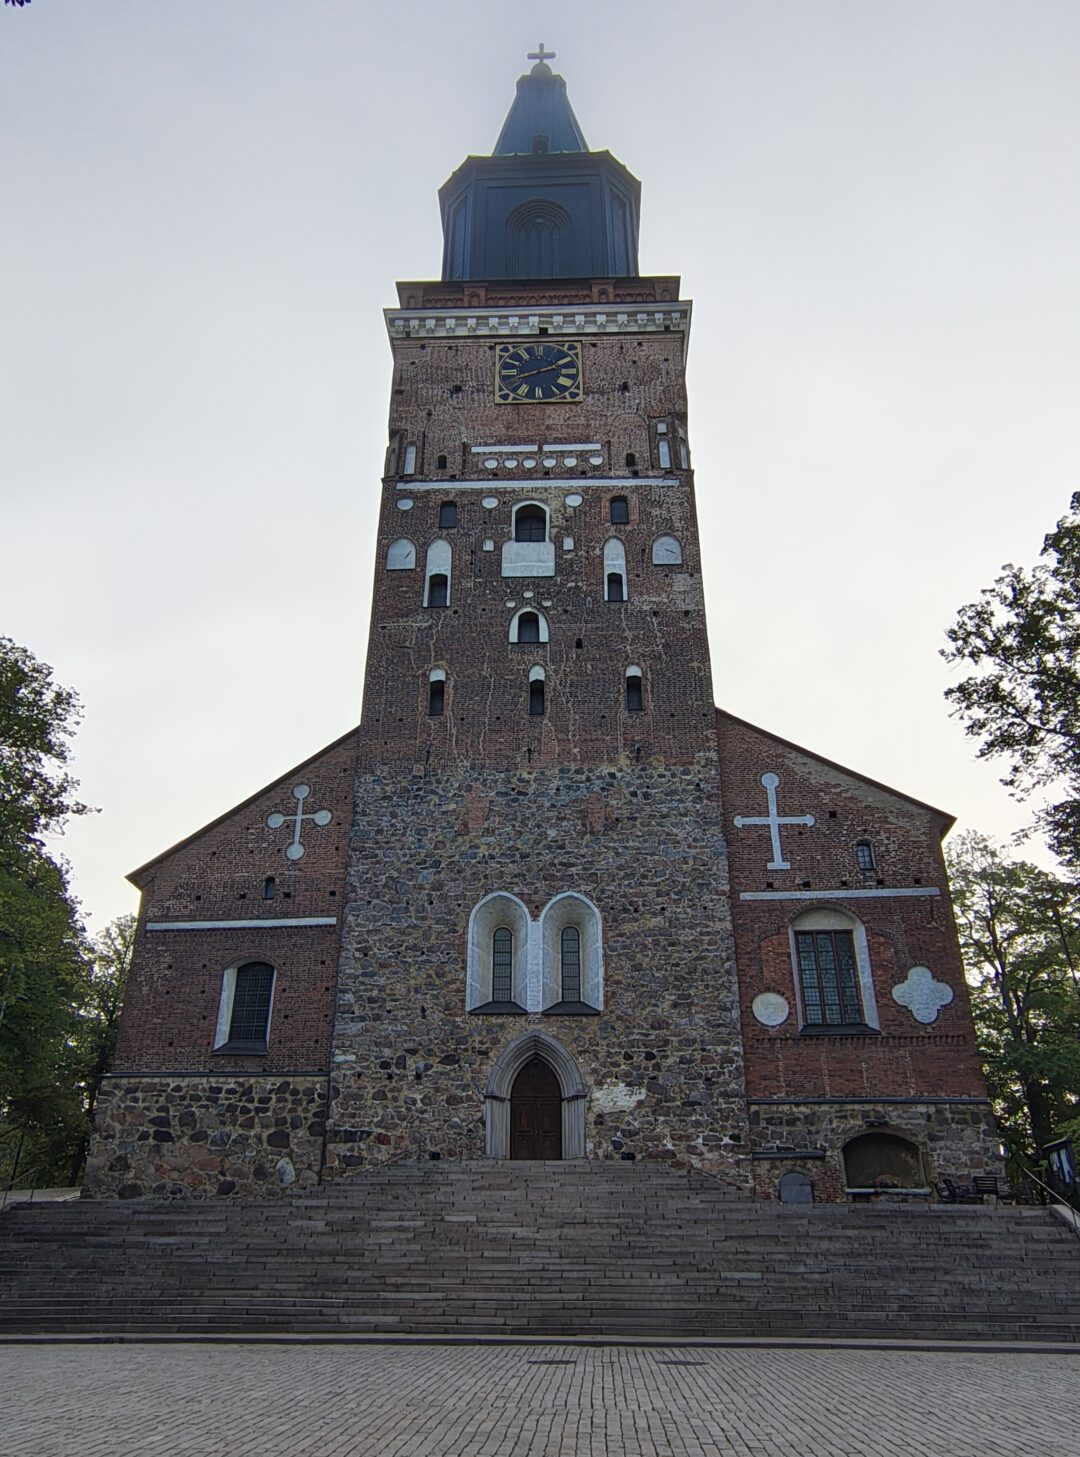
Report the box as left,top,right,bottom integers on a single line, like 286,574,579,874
891,966,953,1025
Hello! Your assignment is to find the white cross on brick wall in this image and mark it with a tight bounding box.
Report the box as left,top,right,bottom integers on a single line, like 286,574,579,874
733,772,814,871
266,784,332,862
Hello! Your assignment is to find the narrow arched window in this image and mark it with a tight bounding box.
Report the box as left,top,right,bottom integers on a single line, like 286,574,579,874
517,612,541,644
436,453,448,470
606,573,625,603
625,452,636,469
855,841,875,872
424,539,452,607
625,669,644,714
610,496,629,525
492,927,513,1002
428,669,446,717
529,673,545,716
603,538,628,602
560,927,582,1003
515,504,547,543
438,501,458,529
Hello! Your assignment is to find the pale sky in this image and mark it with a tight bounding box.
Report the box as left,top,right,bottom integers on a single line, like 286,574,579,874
2,0,1078,933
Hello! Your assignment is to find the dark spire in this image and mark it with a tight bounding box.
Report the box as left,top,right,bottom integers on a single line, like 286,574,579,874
493,46,588,156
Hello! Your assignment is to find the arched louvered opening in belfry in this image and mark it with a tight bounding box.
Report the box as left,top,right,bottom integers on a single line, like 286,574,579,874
507,200,573,279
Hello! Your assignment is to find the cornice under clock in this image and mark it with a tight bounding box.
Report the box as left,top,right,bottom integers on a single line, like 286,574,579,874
384,301,691,344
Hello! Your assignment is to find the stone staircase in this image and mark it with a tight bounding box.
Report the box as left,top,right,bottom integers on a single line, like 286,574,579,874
1,1161,1078,1342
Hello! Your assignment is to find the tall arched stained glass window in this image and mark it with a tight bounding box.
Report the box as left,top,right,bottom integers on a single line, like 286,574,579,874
492,927,513,1003
560,927,581,1003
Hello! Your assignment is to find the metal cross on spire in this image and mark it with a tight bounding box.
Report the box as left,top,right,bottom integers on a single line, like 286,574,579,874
527,43,556,65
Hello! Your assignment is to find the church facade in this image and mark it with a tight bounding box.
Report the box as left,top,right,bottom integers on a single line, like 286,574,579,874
85,57,1000,1204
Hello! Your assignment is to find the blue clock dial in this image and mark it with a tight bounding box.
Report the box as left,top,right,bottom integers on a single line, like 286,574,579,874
496,341,583,403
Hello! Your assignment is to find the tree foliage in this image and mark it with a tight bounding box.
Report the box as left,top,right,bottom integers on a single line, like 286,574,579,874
0,637,108,1189
943,492,1080,869
946,831,1080,1170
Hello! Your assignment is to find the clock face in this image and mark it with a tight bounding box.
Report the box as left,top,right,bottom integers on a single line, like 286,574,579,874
495,341,583,404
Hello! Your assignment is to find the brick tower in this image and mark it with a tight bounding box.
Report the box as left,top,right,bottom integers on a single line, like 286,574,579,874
324,51,751,1178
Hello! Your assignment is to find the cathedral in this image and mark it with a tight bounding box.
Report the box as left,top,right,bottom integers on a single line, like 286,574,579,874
85,53,1001,1205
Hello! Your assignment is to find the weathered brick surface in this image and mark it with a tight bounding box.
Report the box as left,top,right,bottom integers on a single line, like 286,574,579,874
83,1076,326,1198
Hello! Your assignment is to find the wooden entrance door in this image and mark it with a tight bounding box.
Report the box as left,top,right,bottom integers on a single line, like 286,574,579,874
510,1057,562,1160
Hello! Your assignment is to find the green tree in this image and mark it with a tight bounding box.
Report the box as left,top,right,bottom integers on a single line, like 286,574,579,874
65,914,135,1183
943,492,1080,869
0,637,93,1189
946,831,1080,1170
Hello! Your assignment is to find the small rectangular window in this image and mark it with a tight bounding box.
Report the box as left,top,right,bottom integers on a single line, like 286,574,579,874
529,680,545,716
492,928,513,1002
427,574,449,608
855,842,875,872
560,927,581,1003
626,674,643,713
438,501,458,528
428,680,445,716
402,443,417,475
610,496,629,525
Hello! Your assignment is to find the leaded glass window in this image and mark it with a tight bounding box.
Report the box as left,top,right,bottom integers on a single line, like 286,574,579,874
855,841,875,872
492,928,513,1002
560,926,581,1003
795,930,862,1027
227,962,274,1048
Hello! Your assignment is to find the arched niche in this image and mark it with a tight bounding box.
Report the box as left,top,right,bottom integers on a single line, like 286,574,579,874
778,1170,814,1204
651,534,683,565
539,892,603,1013
386,538,416,570
843,1131,926,1191
466,892,530,1013
484,1030,586,1159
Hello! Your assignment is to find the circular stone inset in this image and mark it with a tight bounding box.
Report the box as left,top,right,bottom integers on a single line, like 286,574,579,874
396,497,414,511
752,992,790,1028
565,492,583,507
481,496,499,509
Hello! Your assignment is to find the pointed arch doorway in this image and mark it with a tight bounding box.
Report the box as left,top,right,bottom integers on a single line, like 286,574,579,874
510,1057,562,1160
484,1031,586,1160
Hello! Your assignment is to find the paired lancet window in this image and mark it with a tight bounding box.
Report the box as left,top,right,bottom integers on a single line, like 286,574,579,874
467,893,603,1015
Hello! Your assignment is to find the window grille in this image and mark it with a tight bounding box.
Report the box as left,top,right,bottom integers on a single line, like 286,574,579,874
795,931,862,1027
855,841,875,872
560,927,582,1002
227,962,274,1047
610,496,629,524
515,505,547,543
439,501,458,528
492,927,513,1002
427,573,449,608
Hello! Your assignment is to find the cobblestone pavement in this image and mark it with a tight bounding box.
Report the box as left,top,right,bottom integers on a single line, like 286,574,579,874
1,1342,1077,1457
